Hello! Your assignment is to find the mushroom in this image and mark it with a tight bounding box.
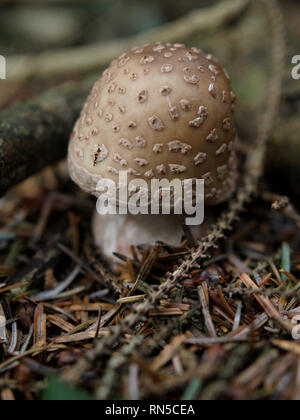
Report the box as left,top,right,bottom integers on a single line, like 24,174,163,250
68,43,238,260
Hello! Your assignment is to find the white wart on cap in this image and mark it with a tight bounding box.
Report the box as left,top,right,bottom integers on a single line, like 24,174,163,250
68,42,238,205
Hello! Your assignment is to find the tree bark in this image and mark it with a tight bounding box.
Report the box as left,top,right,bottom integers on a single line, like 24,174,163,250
0,78,94,197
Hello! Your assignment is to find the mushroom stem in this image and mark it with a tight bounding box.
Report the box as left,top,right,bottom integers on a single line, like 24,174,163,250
92,212,212,262
93,213,182,258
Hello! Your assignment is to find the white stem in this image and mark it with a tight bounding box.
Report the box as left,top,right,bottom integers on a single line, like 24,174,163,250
92,212,213,262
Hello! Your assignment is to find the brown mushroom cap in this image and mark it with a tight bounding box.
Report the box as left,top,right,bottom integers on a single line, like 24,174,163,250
68,42,238,205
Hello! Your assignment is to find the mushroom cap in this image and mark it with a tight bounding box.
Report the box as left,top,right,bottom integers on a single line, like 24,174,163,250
68,43,238,205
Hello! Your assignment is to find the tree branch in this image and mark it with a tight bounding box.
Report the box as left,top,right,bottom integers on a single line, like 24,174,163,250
7,0,249,81
0,77,94,196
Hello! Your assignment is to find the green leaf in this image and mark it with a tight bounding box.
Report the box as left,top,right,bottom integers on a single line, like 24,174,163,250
181,377,202,400
42,377,93,401
281,242,291,283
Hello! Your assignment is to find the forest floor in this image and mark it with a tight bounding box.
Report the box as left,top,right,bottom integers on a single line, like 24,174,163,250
0,168,300,401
